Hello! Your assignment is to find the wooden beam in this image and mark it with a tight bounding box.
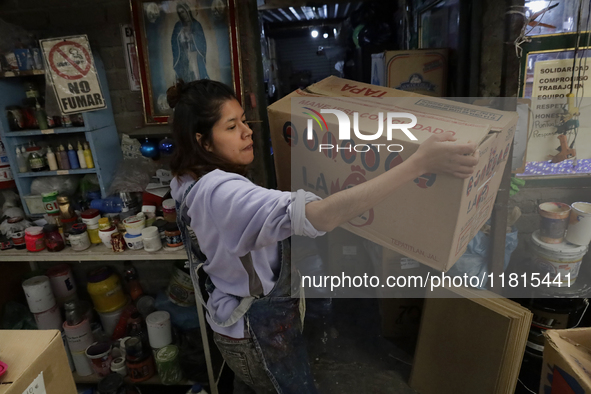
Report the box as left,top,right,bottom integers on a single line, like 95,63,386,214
258,0,370,11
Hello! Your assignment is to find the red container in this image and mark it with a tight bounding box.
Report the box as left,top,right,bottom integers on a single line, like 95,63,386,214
25,226,45,252
44,224,65,252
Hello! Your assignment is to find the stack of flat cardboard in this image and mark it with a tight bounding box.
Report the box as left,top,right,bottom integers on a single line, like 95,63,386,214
409,286,532,394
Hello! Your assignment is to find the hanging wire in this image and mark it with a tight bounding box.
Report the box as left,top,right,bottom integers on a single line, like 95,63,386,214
512,2,557,58
569,0,584,95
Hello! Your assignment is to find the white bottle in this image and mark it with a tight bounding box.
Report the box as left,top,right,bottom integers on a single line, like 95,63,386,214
46,146,58,171
77,142,87,169
16,147,27,173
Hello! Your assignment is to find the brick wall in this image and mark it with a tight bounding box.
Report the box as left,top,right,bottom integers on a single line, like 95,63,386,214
0,0,168,136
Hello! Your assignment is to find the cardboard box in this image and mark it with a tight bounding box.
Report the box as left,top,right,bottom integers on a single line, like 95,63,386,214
371,49,448,97
0,330,77,394
267,76,518,272
540,328,591,394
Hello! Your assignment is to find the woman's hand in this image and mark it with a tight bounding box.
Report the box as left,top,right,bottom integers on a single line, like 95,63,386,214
409,132,479,179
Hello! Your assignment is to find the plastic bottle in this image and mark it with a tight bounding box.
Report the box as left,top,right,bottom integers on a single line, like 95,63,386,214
34,100,48,130
123,262,144,301
45,146,58,171
16,147,27,173
58,145,70,170
77,142,87,169
90,196,124,214
186,383,208,394
83,142,94,168
67,143,80,169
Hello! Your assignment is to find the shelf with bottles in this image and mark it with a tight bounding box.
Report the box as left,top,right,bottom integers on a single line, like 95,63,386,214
0,69,45,78
0,244,187,261
14,140,96,175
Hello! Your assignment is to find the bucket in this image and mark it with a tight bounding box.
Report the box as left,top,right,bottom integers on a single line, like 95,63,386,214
166,262,195,307
146,311,172,349
22,276,56,313
530,230,589,286
46,263,78,305
566,202,591,246
85,342,113,377
98,302,127,337
63,318,94,352
539,202,571,243
34,304,63,330
71,349,94,376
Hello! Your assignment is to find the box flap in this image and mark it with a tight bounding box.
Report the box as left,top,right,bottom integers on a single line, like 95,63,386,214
545,329,591,387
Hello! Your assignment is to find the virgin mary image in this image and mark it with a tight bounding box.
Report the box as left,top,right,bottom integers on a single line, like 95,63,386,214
171,2,209,82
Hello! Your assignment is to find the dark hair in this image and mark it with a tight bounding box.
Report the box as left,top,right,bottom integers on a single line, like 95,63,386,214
168,79,247,180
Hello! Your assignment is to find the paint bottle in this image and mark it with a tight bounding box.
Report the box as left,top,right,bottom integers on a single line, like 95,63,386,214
83,142,94,168
67,143,80,169
34,100,48,130
77,142,87,169
16,147,27,173
46,146,58,171
58,145,70,170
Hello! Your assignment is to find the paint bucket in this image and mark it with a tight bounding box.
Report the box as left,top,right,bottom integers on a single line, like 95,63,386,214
538,202,571,243
566,202,591,246
530,230,589,286
33,303,62,330
63,318,94,353
22,276,56,313
46,263,78,305
61,331,75,372
98,302,127,337
146,311,172,349
166,262,195,307
85,341,113,377
71,349,94,376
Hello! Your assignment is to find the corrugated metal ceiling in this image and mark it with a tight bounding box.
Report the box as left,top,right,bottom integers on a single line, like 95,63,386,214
259,2,363,23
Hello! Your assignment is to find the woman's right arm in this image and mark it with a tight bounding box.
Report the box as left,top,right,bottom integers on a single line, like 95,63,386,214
305,132,479,232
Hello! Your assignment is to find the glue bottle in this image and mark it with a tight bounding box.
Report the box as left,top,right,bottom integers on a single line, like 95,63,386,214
83,142,94,169
77,142,87,169
67,143,80,169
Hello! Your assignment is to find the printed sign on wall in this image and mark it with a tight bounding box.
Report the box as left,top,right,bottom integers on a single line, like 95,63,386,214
40,35,106,115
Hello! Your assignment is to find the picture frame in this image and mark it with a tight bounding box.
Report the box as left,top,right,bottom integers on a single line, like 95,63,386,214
131,0,242,124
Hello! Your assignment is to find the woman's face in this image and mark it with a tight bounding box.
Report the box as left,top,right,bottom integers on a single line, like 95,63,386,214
200,99,254,166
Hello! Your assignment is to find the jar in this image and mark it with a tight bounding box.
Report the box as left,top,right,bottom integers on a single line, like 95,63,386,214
70,223,91,251
124,233,143,250
162,199,177,223
87,223,102,245
104,213,124,233
98,217,112,231
87,267,127,313
43,224,65,252
99,226,118,248
28,151,47,172
11,230,26,250
81,209,100,226
154,219,168,241
125,337,155,383
164,223,182,248
61,217,77,246
123,214,145,235
25,226,45,252
111,232,126,253
141,226,162,252
42,191,59,215
155,345,183,385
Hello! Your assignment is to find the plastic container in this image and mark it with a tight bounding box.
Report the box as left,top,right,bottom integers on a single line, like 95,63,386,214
70,224,91,251
123,214,146,235
125,337,155,382
162,199,177,223
124,232,144,250
98,301,127,337
142,226,162,252
41,191,59,215
43,224,65,252
85,341,113,377
33,303,62,330
63,318,94,352
87,267,128,313
146,311,172,349
111,232,126,252
110,357,127,377
25,226,45,252
530,230,589,286
98,217,112,231
538,202,571,244
22,275,55,313
81,208,100,226
155,345,183,385
166,262,196,307
71,350,94,377
164,223,182,248
46,263,77,305
99,226,119,248
90,197,124,214
87,223,102,245
566,202,591,246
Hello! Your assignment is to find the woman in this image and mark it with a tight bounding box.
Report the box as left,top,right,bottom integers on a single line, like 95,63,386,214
169,79,479,393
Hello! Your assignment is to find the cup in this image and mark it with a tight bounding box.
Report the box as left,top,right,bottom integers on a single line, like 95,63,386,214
539,202,571,243
85,342,113,377
566,202,591,246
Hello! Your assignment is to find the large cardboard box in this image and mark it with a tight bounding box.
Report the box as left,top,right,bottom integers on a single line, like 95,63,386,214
0,330,77,394
540,328,591,394
371,49,448,97
267,76,518,272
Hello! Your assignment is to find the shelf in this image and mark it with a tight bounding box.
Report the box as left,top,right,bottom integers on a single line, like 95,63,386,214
0,69,45,78
72,372,190,385
17,168,97,178
3,127,88,137
0,244,187,261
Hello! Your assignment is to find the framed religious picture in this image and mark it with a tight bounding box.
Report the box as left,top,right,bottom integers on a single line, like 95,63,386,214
131,0,242,124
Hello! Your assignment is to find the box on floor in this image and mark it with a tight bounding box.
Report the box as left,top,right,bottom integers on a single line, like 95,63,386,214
267,76,518,272
0,330,77,394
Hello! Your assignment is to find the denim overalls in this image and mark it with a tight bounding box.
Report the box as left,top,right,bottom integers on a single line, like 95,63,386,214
176,181,318,394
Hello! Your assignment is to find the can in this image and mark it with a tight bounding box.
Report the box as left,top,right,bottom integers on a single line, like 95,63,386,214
146,311,172,349
166,262,195,306
155,345,183,385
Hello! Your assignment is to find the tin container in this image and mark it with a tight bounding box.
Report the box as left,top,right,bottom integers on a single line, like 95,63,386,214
166,262,195,306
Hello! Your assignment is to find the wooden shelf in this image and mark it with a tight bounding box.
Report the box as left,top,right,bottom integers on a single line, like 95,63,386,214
0,244,187,261
0,70,45,78
72,372,191,385
2,127,90,137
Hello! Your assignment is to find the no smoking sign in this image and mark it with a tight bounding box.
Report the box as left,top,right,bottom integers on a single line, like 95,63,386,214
40,35,106,115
